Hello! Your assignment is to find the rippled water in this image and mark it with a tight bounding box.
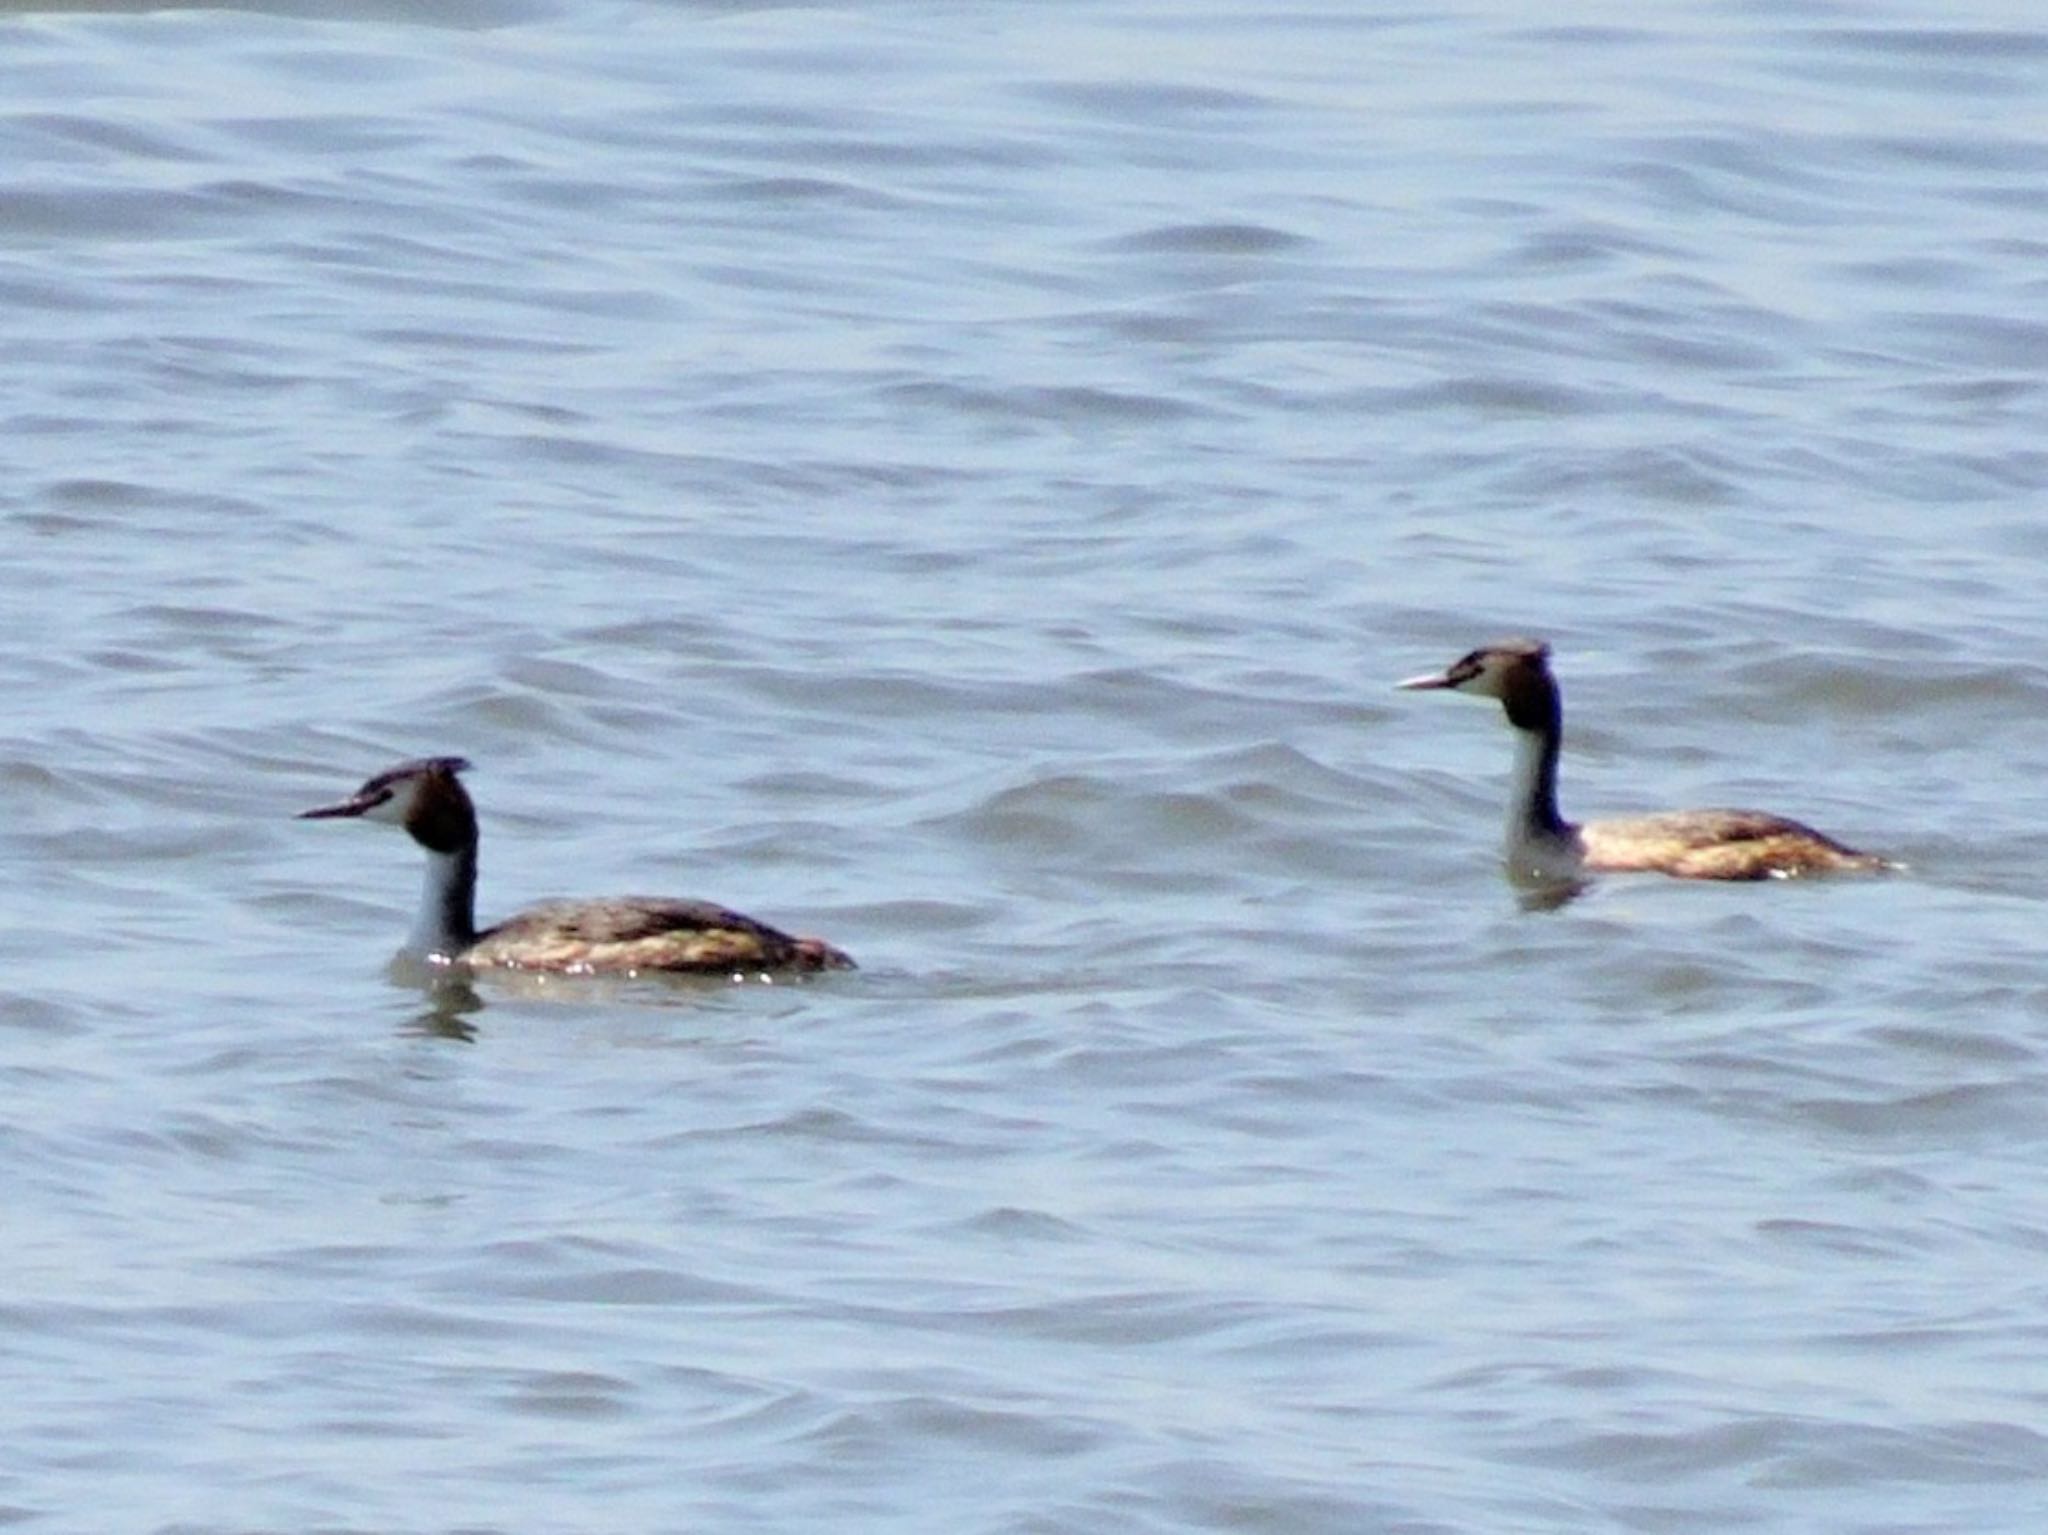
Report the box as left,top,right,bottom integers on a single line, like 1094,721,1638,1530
3,0,2046,1529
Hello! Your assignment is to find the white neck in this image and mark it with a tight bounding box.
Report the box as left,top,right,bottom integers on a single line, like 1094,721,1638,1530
1503,722,1583,881
409,846,479,960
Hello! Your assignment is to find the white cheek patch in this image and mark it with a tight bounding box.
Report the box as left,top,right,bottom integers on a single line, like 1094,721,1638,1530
358,793,408,826
1469,666,1512,700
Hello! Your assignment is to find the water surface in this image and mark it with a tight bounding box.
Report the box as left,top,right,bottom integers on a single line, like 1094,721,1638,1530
2,1,2045,1530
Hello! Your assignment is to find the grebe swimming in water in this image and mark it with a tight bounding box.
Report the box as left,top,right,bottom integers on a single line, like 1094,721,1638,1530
299,756,854,974
1397,640,1891,883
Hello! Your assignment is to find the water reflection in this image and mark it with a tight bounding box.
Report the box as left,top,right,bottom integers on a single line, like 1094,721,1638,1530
391,963,485,1041
1516,875,1590,913
380,945,810,1035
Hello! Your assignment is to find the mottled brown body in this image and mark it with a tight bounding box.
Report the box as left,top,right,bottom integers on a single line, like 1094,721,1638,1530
466,898,856,975
1579,811,1890,881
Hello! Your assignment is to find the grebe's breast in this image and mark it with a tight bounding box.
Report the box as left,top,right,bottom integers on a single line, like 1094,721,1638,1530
1580,810,1890,881
465,897,855,975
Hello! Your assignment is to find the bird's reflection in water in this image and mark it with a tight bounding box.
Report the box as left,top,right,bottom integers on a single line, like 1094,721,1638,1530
1515,873,1590,913
392,960,485,1042
382,950,821,1041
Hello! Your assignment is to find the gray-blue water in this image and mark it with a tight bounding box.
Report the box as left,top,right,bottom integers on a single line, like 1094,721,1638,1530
3,1,2046,1530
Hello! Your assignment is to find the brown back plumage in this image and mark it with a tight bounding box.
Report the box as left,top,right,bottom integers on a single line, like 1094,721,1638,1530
468,897,855,974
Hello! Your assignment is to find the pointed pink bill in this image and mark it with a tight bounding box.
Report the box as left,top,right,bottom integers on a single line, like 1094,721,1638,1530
296,789,389,820
1394,669,1455,691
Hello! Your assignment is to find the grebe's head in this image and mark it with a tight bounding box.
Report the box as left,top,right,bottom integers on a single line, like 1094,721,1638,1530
1397,640,1558,729
299,755,477,854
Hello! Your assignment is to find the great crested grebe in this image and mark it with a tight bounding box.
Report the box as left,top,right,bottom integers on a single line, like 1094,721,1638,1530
299,756,854,974
1397,640,1891,883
